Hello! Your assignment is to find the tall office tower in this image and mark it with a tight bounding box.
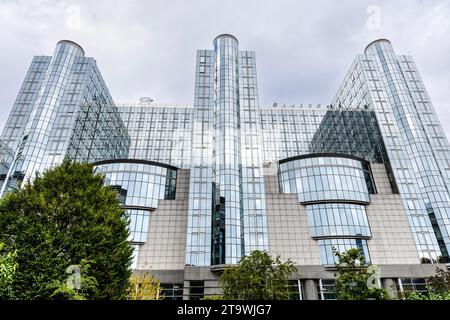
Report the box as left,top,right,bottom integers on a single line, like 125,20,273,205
0,40,129,194
332,39,450,262
186,34,269,266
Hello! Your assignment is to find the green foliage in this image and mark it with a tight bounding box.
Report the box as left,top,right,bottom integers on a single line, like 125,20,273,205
401,267,450,300
420,257,432,264
427,267,450,294
401,291,450,300
0,160,134,299
436,256,446,264
0,242,17,299
201,295,224,300
220,250,298,300
46,260,99,300
334,248,388,300
129,272,163,300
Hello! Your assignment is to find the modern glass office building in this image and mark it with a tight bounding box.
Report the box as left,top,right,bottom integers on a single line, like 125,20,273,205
0,40,129,196
1,35,450,299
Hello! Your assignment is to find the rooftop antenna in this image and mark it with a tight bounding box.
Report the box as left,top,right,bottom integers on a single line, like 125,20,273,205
139,97,154,104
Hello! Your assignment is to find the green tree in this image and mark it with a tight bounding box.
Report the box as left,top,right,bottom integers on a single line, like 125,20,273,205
220,250,298,300
0,160,133,299
334,248,388,300
129,272,163,300
0,241,17,299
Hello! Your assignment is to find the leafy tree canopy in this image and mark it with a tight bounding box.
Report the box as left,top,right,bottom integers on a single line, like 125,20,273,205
0,160,133,299
220,250,298,300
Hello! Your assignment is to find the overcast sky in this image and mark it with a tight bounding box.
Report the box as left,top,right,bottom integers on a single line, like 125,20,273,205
1,0,450,137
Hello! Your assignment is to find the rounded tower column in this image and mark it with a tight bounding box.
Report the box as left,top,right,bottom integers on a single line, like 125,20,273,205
10,40,85,184
212,34,243,265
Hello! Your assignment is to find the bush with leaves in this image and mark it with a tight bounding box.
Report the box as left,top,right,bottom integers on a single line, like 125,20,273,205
129,272,163,300
0,160,133,299
401,266,450,300
220,250,298,300
401,291,450,300
334,248,388,300
427,267,450,294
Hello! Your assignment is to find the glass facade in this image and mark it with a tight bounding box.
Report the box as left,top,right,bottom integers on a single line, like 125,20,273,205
118,104,193,168
332,39,449,262
9,41,85,185
184,34,268,267
317,279,336,300
310,110,386,163
307,203,371,238
279,154,373,265
397,278,428,294
161,283,184,300
0,40,129,196
0,139,14,190
66,101,130,163
310,109,399,193
212,35,243,265
279,155,374,203
318,238,371,265
239,50,269,256
94,160,177,209
261,104,327,162
93,159,178,268
186,48,215,267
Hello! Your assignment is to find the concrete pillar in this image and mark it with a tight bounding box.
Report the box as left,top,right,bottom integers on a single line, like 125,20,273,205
183,280,190,300
303,279,318,300
382,278,398,299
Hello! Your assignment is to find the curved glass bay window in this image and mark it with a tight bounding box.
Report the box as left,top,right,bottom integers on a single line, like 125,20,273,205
307,203,371,238
319,238,371,265
279,154,375,204
93,159,177,244
279,154,375,265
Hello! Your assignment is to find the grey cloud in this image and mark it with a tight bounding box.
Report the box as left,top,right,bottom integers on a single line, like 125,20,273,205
1,0,450,136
